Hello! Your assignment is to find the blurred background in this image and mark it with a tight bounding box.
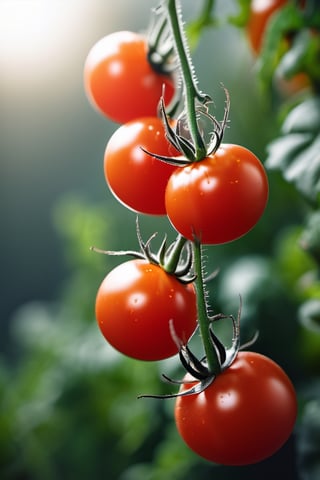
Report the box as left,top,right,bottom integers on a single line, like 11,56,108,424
1,0,319,479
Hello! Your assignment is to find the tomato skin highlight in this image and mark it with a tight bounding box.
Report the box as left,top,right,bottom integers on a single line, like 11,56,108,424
175,351,297,465
165,144,268,245
95,259,197,361
104,117,178,215
84,31,174,124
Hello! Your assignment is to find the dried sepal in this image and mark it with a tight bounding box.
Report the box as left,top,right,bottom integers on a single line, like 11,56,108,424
240,330,260,350
139,147,190,166
174,242,194,278
157,235,168,266
137,218,195,282
138,297,250,401
90,245,145,260
209,328,227,366
179,344,210,380
137,374,215,400
204,267,220,283
208,298,242,372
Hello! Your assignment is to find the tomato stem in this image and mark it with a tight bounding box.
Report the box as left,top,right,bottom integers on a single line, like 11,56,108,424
162,234,187,274
165,0,209,161
192,241,221,374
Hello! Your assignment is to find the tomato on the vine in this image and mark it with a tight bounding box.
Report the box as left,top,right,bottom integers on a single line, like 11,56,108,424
95,259,197,361
175,351,297,465
104,117,179,215
84,31,175,124
165,144,268,245
246,0,287,54
247,0,310,94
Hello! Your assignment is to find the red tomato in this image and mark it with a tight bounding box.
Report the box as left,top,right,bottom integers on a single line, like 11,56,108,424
247,1,310,95
246,0,287,54
95,259,197,361
165,144,268,245
104,117,179,215
84,31,175,124
175,351,297,465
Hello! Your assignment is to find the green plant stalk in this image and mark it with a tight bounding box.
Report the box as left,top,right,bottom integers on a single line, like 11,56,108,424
193,241,221,374
164,0,221,374
165,0,207,160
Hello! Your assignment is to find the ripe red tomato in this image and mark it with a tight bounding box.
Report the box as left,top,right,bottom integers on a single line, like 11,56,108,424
175,351,297,465
84,31,175,124
165,144,268,245
95,259,197,361
246,0,287,54
104,117,179,215
247,1,310,94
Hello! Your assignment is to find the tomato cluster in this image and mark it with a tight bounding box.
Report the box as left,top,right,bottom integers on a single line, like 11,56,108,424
84,3,296,468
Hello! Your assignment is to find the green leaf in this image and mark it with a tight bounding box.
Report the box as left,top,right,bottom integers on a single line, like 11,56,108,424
276,29,312,79
266,96,320,205
283,97,320,133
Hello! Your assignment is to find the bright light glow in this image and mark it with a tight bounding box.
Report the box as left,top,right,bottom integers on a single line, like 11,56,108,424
0,0,91,84
0,1,62,63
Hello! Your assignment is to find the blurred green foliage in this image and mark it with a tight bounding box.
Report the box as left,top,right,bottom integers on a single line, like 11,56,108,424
1,1,320,479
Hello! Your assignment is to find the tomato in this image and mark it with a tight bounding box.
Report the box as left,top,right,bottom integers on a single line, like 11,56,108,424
175,351,297,465
84,31,175,124
104,117,179,215
247,1,310,94
95,259,197,361
165,144,268,245
246,0,287,54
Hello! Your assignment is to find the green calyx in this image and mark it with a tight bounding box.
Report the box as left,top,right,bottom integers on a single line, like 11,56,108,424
91,217,195,284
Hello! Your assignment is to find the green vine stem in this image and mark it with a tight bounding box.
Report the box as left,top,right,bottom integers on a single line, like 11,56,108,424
193,241,221,375
162,0,222,374
164,0,210,161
